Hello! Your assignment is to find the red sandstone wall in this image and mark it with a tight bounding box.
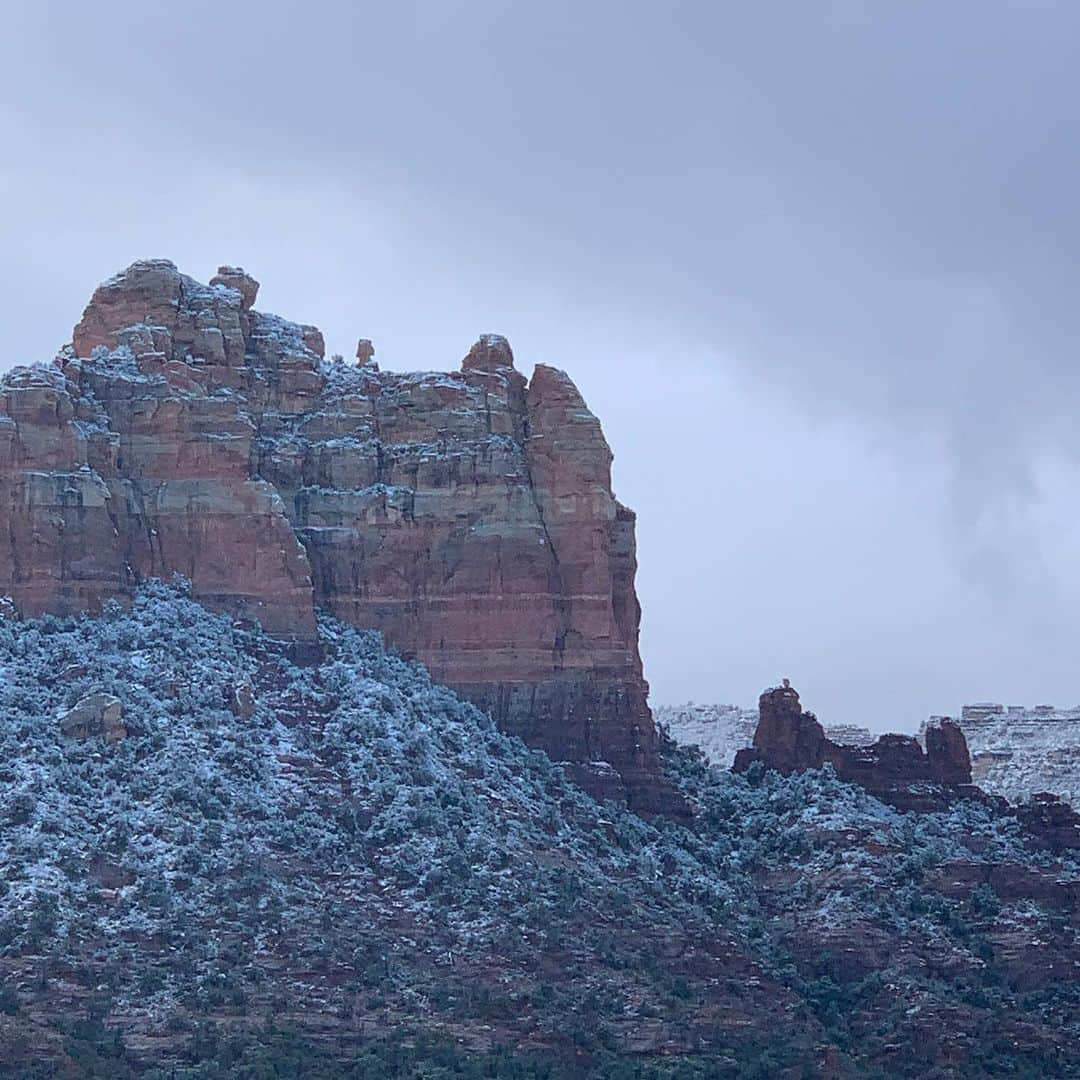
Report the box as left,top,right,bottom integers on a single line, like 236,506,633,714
0,260,677,814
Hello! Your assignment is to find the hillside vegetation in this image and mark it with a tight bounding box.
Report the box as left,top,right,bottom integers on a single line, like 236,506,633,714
0,584,1076,1078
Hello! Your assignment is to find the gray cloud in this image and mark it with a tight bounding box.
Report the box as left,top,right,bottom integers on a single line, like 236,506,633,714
4,1,1080,729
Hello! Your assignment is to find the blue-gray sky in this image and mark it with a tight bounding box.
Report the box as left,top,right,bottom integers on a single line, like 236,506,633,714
4,1,1080,731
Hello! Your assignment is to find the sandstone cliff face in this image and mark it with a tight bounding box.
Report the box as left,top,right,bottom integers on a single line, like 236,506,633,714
0,260,674,813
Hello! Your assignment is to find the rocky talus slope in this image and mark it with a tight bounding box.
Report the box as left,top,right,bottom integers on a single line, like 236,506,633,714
0,588,1078,1078
923,703,1080,810
0,261,672,814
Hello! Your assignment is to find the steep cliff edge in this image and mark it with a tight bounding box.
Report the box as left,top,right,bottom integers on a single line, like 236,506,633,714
0,260,675,814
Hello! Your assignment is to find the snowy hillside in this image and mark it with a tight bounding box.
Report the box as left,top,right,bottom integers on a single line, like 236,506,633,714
0,585,1077,1077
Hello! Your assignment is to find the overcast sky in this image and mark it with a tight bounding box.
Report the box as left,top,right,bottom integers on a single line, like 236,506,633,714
4,2,1080,731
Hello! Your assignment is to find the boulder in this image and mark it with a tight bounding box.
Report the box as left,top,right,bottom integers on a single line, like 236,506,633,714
59,694,125,742
209,265,259,310
231,679,256,720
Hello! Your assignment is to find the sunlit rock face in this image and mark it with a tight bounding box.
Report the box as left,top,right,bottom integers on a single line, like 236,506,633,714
0,261,677,814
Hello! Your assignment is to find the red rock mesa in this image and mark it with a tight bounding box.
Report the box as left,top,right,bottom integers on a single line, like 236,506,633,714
0,260,680,815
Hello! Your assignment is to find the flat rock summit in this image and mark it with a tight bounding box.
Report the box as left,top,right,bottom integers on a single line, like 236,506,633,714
0,260,675,814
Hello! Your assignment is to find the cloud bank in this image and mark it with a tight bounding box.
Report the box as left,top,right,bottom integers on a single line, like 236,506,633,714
4,2,1080,728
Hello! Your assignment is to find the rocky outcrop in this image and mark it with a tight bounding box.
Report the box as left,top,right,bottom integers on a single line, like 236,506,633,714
0,262,315,636
734,683,974,811
1010,792,1080,852
924,702,1080,809
0,260,676,814
655,702,874,770
58,693,125,742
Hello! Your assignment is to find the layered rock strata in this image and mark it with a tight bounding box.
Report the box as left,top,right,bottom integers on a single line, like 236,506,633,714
923,702,1080,809
0,260,675,814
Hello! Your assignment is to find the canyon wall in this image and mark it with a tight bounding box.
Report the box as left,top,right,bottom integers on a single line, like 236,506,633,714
0,260,677,814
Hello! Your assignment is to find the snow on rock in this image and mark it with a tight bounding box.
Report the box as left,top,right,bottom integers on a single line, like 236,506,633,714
57,692,125,742
0,260,673,815
923,703,1080,808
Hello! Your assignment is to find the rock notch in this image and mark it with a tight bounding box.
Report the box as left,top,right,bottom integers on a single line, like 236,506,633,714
0,260,680,815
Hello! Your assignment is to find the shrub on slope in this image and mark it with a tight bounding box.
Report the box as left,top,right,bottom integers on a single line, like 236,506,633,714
0,583,1076,1077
